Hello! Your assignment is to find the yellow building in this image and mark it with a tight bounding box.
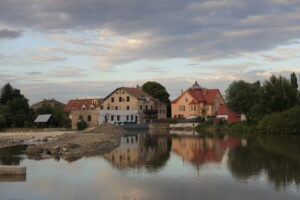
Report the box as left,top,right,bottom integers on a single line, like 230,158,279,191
100,86,167,124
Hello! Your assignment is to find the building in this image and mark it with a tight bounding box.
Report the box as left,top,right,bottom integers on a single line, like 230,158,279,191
32,98,64,110
216,104,242,123
64,98,103,130
64,98,103,112
171,81,225,118
100,86,167,124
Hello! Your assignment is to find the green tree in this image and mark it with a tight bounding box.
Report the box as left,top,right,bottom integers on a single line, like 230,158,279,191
290,72,298,89
225,80,261,121
142,81,170,104
260,75,298,114
142,81,171,117
0,83,24,105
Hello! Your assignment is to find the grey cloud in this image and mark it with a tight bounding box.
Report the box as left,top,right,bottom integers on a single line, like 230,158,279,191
0,29,22,39
1,0,300,65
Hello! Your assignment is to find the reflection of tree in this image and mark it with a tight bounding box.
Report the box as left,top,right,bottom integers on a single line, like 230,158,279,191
0,145,27,165
228,136,300,188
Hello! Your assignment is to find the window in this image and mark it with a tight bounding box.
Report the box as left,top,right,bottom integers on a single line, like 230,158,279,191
131,115,134,121
126,96,130,102
179,105,185,111
150,105,153,110
117,115,120,121
126,115,129,121
111,115,114,121
186,98,188,102
111,97,114,102
126,106,130,110
79,115,83,120
119,97,122,102
146,105,148,110
115,106,118,110
140,105,143,110
107,106,110,110
87,115,92,122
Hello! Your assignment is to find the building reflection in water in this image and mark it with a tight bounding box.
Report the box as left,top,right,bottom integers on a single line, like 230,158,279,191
172,136,243,168
104,133,171,169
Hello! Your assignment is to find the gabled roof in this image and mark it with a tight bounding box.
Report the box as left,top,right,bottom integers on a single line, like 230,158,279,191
104,87,155,101
64,98,103,112
33,99,64,106
172,88,220,105
34,114,52,123
217,105,241,123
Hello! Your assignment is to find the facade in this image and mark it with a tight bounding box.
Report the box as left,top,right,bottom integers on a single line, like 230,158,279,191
100,86,167,124
32,98,64,110
70,108,100,130
171,81,225,118
64,98,103,130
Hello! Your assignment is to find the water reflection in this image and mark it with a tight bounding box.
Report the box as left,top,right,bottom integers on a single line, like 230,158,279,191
228,134,300,188
104,133,171,171
0,145,27,165
172,136,242,168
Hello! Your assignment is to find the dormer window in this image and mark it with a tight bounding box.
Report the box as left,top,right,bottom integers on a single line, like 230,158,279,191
82,105,86,110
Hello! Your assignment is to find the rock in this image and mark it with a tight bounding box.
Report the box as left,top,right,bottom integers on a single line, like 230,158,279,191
54,145,60,150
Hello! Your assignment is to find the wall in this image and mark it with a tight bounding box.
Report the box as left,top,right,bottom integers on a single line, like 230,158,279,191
71,109,99,130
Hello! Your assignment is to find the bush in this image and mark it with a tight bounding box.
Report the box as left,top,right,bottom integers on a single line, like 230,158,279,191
257,106,300,134
0,115,7,129
77,120,87,131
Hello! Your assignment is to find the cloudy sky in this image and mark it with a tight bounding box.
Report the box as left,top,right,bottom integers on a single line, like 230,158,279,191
1,0,300,104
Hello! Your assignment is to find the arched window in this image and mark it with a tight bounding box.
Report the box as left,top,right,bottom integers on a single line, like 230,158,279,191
126,96,130,102
126,106,130,110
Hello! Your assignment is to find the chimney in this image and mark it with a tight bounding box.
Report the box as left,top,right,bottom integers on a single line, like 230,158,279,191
203,88,207,95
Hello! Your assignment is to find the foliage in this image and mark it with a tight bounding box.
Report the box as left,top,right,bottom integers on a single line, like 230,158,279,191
257,106,300,134
0,114,7,129
77,120,87,131
35,104,71,128
0,83,33,128
142,81,171,117
225,80,261,121
260,75,298,114
225,73,299,123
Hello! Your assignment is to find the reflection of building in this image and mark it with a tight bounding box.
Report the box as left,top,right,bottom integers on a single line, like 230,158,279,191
172,136,242,168
104,134,170,169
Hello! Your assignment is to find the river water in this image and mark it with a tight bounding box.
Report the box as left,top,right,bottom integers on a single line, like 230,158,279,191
0,131,300,200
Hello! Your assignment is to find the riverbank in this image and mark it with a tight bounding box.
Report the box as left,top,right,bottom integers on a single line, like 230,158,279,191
0,123,127,161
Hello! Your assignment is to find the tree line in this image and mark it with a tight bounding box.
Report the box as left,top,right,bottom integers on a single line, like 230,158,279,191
225,72,300,133
0,83,70,129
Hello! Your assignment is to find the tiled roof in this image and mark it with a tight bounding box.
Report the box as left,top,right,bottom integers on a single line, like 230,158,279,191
64,98,103,112
172,88,220,104
217,105,241,123
33,99,64,106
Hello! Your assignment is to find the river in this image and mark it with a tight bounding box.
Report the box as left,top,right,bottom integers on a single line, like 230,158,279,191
0,131,300,200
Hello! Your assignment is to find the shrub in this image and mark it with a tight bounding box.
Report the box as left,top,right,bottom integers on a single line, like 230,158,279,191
257,106,300,134
77,120,87,131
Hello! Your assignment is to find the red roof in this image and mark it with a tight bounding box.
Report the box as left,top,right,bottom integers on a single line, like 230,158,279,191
33,99,64,106
172,88,220,105
64,98,103,112
217,105,241,123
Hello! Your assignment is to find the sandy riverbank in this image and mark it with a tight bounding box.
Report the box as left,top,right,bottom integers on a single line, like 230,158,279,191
0,123,127,162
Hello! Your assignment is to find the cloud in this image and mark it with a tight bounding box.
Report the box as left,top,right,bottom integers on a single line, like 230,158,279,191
0,29,22,39
1,0,300,68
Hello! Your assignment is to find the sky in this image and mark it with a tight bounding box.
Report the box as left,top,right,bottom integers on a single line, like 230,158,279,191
0,0,300,104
